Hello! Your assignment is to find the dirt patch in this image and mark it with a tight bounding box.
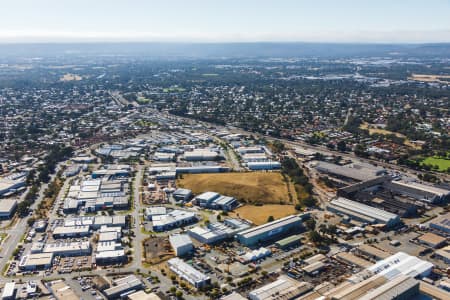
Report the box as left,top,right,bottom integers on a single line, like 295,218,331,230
143,236,174,264
230,204,297,225
177,172,294,204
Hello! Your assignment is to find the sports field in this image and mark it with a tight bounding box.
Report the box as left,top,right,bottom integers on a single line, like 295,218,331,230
421,156,450,172
177,172,294,204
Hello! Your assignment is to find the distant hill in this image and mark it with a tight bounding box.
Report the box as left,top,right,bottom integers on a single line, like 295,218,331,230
0,42,449,58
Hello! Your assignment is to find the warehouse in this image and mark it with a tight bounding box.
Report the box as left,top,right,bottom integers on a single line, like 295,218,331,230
183,149,219,161
169,234,194,257
429,212,450,234
194,191,238,211
386,180,450,203
188,218,251,244
52,225,90,238
0,177,26,196
247,161,281,171
327,197,400,228
0,199,17,219
236,214,308,247
103,275,143,299
145,206,167,221
275,234,302,249
151,209,197,232
172,188,192,202
367,252,433,280
1,282,16,300
237,146,265,155
355,244,391,261
248,275,313,300
42,241,91,257
167,258,211,288
95,249,126,265
176,166,230,174
19,253,53,271
417,232,446,248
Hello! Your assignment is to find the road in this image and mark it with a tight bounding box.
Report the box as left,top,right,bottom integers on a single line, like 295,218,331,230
130,165,144,269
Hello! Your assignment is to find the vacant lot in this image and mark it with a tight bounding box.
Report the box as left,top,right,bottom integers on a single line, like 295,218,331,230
421,156,450,172
177,172,294,204
144,236,174,264
360,122,420,149
230,204,297,225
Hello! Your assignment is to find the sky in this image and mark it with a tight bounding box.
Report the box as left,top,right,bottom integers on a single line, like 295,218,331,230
0,0,449,43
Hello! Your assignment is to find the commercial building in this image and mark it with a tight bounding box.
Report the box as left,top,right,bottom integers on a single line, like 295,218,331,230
103,275,143,299
169,234,194,257
19,253,53,271
0,199,17,219
248,275,313,300
167,258,211,288
327,197,400,228
236,214,308,247
188,218,251,244
194,192,238,211
95,249,127,265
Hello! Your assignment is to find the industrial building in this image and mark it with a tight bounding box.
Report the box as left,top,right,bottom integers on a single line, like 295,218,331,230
0,199,17,219
275,234,302,249
172,188,192,202
167,258,211,288
248,275,313,300
52,225,91,238
327,197,400,228
1,282,16,300
417,232,447,248
236,214,308,247
194,191,238,211
151,209,197,232
429,212,450,234
0,175,26,197
95,249,127,265
386,180,450,203
247,161,281,171
19,253,53,271
367,252,433,280
103,275,143,299
36,241,91,257
169,234,193,257
314,161,384,182
188,218,251,244
183,149,220,161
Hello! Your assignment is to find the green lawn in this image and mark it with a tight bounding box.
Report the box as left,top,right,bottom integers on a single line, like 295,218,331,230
421,156,450,172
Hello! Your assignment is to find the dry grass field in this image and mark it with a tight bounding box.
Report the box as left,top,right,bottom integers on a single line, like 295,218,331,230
230,204,297,225
177,172,294,204
360,122,421,149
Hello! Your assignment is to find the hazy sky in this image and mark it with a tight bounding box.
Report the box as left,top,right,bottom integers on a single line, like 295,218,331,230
1,0,449,43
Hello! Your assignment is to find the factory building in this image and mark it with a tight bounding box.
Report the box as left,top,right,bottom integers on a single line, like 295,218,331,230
188,218,251,244
327,197,400,228
386,180,450,204
1,282,16,300
167,258,211,288
248,275,313,300
38,241,91,257
314,161,384,182
52,225,91,238
194,192,238,211
95,249,127,265
0,199,17,219
236,214,308,247
367,252,433,280
169,234,194,257
103,275,143,300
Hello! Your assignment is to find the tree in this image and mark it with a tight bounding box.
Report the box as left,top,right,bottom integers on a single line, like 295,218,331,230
305,218,316,231
337,141,347,152
309,230,323,244
267,216,274,222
